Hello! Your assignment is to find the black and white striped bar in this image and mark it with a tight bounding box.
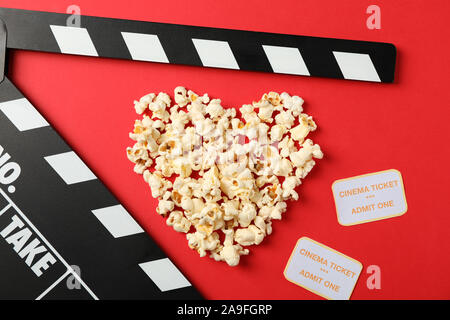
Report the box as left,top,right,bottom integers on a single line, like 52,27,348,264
0,7,396,83
0,77,202,300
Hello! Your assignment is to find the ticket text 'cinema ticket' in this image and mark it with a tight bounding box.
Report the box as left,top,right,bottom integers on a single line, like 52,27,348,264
284,237,362,300
332,169,407,226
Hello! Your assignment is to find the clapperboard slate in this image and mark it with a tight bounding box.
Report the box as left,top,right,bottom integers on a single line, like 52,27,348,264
0,7,396,299
0,78,202,300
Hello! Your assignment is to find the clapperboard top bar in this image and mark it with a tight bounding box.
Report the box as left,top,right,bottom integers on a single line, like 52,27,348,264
0,7,396,83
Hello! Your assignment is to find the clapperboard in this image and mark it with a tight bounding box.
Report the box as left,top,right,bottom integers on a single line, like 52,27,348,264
0,7,396,300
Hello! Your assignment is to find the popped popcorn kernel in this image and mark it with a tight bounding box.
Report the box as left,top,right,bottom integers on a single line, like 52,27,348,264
126,87,323,266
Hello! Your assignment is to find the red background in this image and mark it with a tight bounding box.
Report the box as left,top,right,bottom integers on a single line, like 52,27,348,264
2,0,449,299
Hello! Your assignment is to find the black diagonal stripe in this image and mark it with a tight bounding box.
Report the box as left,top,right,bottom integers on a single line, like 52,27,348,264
157,25,203,67
82,16,131,60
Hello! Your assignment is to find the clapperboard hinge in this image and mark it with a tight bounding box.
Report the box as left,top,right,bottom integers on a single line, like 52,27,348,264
0,16,6,83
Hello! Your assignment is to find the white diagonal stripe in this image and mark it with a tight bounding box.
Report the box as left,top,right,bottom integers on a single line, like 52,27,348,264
50,25,98,56
44,151,97,185
262,45,310,76
333,51,381,82
192,38,239,70
91,205,144,238
0,98,49,131
139,258,191,292
121,32,169,63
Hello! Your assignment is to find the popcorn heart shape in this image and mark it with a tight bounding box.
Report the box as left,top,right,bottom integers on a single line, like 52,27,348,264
126,87,323,266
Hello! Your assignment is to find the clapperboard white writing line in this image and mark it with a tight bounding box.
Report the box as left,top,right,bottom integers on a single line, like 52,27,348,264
0,7,396,83
35,269,72,300
0,187,98,300
0,202,11,215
